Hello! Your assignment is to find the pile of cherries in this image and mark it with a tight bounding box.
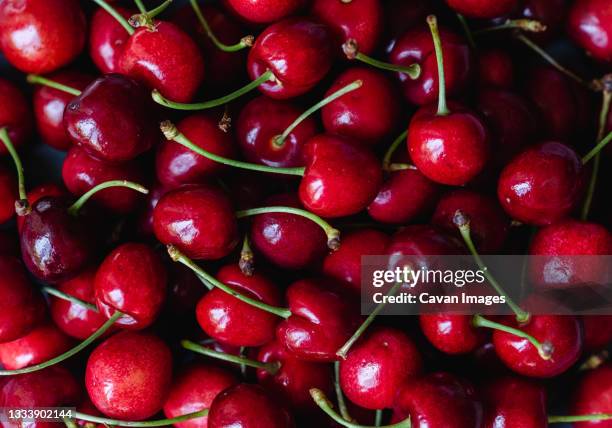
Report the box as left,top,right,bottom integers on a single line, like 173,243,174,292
2,0,612,427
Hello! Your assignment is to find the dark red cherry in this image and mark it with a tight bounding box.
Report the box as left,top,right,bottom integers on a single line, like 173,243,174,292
153,185,239,260
445,0,518,18
0,77,32,151
50,267,109,340
482,376,547,428
299,134,382,218
89,6,133,74
248,18,334,99
164,363,239,428
32,70,92,151
16,183,66,233
0,0,86,73
224,0,303,24
86,331,172,420
196,264,282,347
368,168,440,224
0,323,72,370
0,166,18,224
156,114,236,188
64,74,159,162
340,327,422,410
208,383,295,428
583,315,612,352
519,0,568,42
571,363,612,427
236,96,318,168
420,314,488,355
311,0,383,55
477,49,514,89
497,142,584,225
250,193,327,270
383,0,428,46
568,0,612,63
166,263,206,315
137,180,170,237
277,278,359,362
322,67,400,146
388,225,464,259
119,21,205,103
95,243,167,330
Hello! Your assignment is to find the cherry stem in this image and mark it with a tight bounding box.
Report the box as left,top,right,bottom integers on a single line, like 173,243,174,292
160,120,306,176
334,361,354,423
181,339,281,374
472,314,552,360
342,39,421,80
133,0,147,13
236,207,340,250
382,129,409,171
310,389,412,428
167,245,292,319
67,180,149,216
0,127,29,215
73,408,209,427
474,19,547,35
91,0,135,35
337,282,401,359
580,350,609,371
152,70,274,110
375,410,383,427
129,0,173,28
453,210,530,324
548,414,612,424
190,0,253,52
0,311,121,376
26,74,82,96
582,131,612,165
42,286,99,312
456,14,476,50
427,15,450,116
239,235,254,276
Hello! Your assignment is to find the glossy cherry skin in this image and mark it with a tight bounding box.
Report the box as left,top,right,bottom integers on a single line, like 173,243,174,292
248,18,334,99
322,68,400,146
299,134,382,218
568,0,612,63
583,315,612,352
0,166,18,224
432,190,510,253
86,331,172,420
208,383,295,428
0,256,45,343
420,314,488,355
64,74,159,162
322,229,389,294
388,225,464,259
95,243,167,330
62,146,147,215
20,196,95,283
0,323,72,370
119,22,205,103
50,267,109,340
571,363,612,428
477,49,514,89
0,78,32,151
519,0,569,42
445,0,518,18
368,168,439,225
311,0,383,55
153,185,239,260
492,314,583,378
277,278,359,362
408,103,489,186
497,142,584,226
393,372,483,428
196,264,282,347
0,0,86,73
389,26,472,106
236,96,318,168
156,114,236,188
164,363,238,428
257,340,333,413
340,327,422,410
224,0,303,24
250,193,327,270
32,70,92,151
16,183,66,233
482,376,547,428
89,6,133,74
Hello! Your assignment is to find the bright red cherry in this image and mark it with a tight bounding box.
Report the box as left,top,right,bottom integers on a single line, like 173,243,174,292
0,78,32,151
247,18,334,99
0,0,86,73
420,314,488,355
0,166,18,224
0,323,72,370
445,0,518,18
86,331,173,420
225,0,303,24
64,74,159,162
482,376,547,428
568,0,612,63
477,49,514,89
497,142,584,225
89,6,133,74
153,185,239,260
571,363,612,428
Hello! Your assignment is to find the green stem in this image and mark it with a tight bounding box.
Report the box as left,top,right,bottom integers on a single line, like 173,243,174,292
427,15,449,116
67,180,149,216
236,207,340,250
26,74,82,96
160,120,305,176
474,19,547,35
310,389,412,428
91,0,135,35
152,70,274,109
239,235,254,276
0,312,121,376
582,131,612,165
334,361,354,423
456,14,476,50
342,40,420,80
382,130,408,171
190,0,253,52
129,0,173,27
167,245,292,319
181,340,280,374
63,418,78,428
133,0,147,13
375,410,383,427
0,127,28,215
453,211,530,323
273,80,363,147
74,409,209,427
43,286,99,312
549,414,612,424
